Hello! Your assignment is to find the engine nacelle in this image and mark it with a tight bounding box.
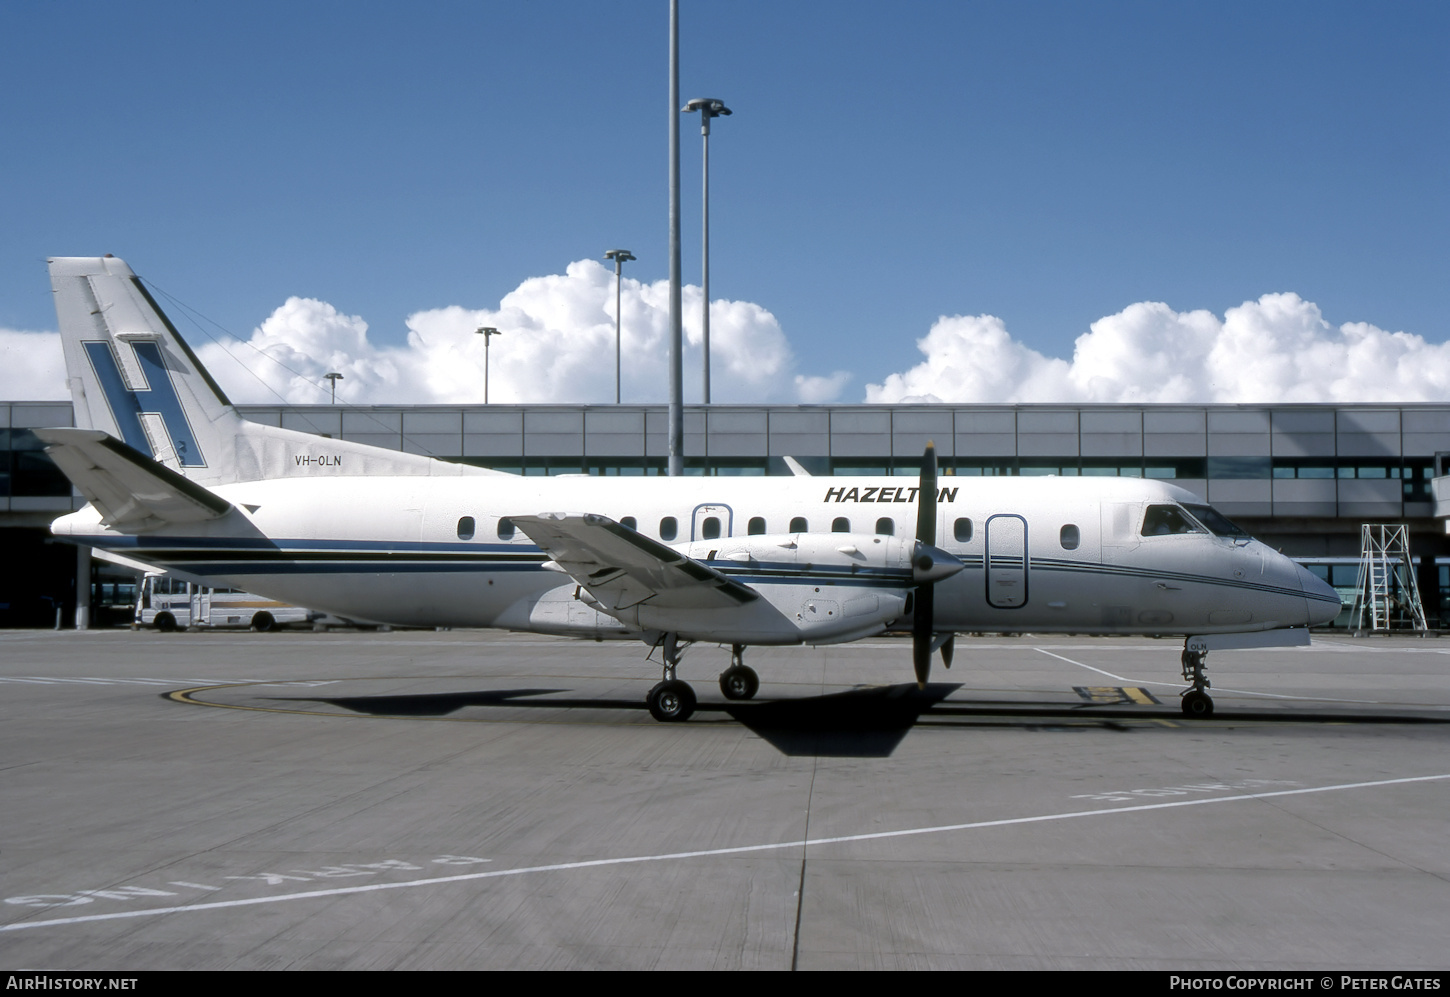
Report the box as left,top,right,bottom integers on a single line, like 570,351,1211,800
603,532,960,645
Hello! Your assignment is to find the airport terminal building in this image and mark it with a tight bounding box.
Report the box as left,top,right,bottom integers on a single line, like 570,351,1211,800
4,398,1449,628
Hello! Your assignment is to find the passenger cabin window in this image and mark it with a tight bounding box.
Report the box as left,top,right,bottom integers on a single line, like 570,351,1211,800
1141,505,1206,537
954,518,973,542
748,516,766,535
1060,524,1080,550
832,517,850,533
457,516,475,541
497,517,516,540
790,516,808,533
660,516,678,541
701,516,721,540
875,517,895,536
620,516,637,531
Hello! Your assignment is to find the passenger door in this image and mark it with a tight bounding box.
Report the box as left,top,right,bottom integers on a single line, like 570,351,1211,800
985,514,1028,608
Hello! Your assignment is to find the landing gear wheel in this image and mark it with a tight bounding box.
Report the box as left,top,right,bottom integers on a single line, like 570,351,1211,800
1180,690,1214,717
718,665,759,701
647,680,697,722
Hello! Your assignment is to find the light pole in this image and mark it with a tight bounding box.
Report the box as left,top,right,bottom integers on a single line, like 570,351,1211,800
667,0,682,476
324,372,343,404
474,326,502,403
683,96,730,404
603,250,636,404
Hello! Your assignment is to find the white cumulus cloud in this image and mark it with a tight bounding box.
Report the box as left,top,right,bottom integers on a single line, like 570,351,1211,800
865,293,1450,404
0,329,68,401
795,371,854,404
5,280,1450,409
196,260,841,406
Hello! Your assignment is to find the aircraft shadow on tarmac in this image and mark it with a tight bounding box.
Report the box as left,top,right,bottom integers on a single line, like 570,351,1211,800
263,685,1450,758
718,683,962,756
269,683,964,757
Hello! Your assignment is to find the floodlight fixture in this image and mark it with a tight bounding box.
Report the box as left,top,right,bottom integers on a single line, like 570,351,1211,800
474,326,503,403
682,97,732,403
604,250,637,404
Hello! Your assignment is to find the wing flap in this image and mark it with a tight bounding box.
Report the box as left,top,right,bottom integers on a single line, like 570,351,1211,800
34,427,233,531
510,513,758,611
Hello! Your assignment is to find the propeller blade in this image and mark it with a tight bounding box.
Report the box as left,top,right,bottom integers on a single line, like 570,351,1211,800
916,442,938,546
912,442,940,689
941,634,955,670
912,583,933,689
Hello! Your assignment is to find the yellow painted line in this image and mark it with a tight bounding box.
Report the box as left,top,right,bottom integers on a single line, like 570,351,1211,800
1073,685,1160,705
1074,685,1123,703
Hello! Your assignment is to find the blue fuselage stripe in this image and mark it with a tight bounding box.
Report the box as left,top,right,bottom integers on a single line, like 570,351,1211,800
72,535,1326,604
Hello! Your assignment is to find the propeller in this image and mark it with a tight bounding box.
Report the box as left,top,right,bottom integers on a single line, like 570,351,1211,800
911,443,963,688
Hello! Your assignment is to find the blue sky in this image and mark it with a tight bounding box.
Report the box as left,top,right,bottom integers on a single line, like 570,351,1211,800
1,1,1446,403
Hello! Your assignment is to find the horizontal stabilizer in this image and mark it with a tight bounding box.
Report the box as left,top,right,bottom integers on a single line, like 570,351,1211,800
87,547,213,587
34,427,233,531
510,513,759,612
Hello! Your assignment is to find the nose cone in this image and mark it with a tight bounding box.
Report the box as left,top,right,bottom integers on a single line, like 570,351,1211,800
912,543,964,584
1296,563,1343,627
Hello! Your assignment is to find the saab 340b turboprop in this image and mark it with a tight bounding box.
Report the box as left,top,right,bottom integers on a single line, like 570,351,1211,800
36,257,1341,721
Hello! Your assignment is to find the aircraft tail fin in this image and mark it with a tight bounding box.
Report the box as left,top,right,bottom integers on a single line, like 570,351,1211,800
47,256,504,487
50,257,241,485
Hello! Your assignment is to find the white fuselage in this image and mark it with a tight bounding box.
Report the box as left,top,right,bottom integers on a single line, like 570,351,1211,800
52,472,1340,640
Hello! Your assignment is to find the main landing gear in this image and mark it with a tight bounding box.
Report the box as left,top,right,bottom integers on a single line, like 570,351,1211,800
646,678,696,723
646,632,696,722
718,644,759,701
645,637,760,722
1180,645,1214,717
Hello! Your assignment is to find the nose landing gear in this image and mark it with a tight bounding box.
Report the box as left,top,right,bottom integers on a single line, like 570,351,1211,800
1180,645,1214,717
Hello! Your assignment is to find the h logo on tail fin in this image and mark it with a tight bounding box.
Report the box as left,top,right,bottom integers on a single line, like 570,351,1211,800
83,340,206,468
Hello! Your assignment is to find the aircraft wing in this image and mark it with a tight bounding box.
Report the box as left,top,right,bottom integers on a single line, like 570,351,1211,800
510,513,759,611
34,427,233,531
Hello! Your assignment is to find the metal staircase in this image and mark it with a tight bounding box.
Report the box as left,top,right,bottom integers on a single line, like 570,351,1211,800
1350,524,1428,633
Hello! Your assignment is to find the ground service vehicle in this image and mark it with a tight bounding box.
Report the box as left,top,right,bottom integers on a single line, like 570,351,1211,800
136,572,311,631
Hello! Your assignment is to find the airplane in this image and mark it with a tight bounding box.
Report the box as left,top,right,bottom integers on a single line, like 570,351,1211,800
36,256,1343,722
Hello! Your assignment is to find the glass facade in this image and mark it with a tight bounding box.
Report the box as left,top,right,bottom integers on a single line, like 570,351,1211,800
1,429,73,498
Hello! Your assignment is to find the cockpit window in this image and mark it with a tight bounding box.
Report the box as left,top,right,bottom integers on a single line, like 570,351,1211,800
1141,505,1208,537
1182,503,1251,539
